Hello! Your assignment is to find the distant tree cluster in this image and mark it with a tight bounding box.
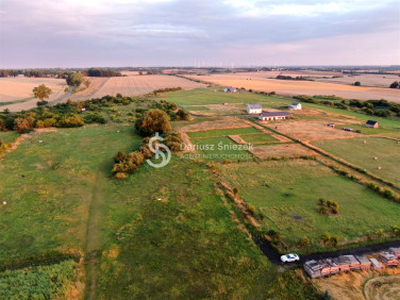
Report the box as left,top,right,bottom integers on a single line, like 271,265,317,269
87,68,122,77
294,95,400,117
276,75,314,81
0,69,20,77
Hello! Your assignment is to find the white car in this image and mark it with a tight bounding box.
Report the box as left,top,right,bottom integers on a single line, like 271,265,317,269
280,253,300,263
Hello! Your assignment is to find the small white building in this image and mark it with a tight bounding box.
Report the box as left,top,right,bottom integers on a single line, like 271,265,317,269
289,102,302,110
247,104,262,114
223,87,237,93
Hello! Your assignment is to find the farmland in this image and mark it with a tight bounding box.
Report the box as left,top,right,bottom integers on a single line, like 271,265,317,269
68,75,206,102
0,77,68,111
0,75,206,112
312,137,400,185
1,84,400,298
221,159,400,251
187,72,400,102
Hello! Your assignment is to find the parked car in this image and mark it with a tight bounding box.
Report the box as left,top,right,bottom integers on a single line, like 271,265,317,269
281,253,300,263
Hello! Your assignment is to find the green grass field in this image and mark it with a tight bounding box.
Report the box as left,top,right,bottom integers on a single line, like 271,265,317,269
97,157,273,299
187,127,261,138
0,124,278,298
158,88,289,106
312,137,400,185
241,133,279,145
221,160,400,251
0,131,20,144
190,136,253,161
336,124,399,135
0,125,142,263
0,259,77,299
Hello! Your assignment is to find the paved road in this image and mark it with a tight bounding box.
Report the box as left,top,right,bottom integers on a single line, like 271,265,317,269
46,86,74,106
254,236,400,265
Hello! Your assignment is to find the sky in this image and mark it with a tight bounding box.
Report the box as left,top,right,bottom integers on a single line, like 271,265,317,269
0,0,399,68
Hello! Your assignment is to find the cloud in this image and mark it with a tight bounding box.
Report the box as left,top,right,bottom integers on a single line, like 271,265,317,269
0,0,399,67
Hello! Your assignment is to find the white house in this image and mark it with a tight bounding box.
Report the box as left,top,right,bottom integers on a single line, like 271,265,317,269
258,111,289,121
289,102,302,110
223,87,237,93
247,104,262,114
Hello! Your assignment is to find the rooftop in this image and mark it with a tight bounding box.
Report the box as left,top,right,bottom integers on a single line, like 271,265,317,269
259,111,289,117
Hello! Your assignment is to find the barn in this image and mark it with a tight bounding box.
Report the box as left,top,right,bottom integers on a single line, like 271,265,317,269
366,120,379,128
247,104,262,114
258,111,289,121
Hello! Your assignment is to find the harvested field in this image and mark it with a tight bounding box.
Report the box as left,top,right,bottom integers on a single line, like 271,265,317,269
315,268,400,300
234,70,400,88
0,77,68,111
69,75,205,101
264,120,356,142
250,143,315,159
364,274,400,300
188,73,400,102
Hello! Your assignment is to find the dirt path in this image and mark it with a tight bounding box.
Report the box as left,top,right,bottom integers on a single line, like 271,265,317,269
84,161,108,299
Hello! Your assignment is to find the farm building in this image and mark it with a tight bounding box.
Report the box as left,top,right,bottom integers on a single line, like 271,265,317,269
342,127,354,132
356,255,372,270
304,259,332,279
338,255,361,271
247,104,262,114
258,111,289,121
304,254,375,278
366,120,379,128
389,247,400,258
370,258,383,270
380,252,398,267
223,87,237,93
289,102,302,110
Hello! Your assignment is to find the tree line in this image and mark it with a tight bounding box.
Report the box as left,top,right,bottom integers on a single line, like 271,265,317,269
294,95,400,117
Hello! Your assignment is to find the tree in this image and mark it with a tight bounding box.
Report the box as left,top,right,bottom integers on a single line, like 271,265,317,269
390,81,399,89
135,109,172,136
66,73,84,87
83,79,91,88
33,84,52,101
354,81,361,86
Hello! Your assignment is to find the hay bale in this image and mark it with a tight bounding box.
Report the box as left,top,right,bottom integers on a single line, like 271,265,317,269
2,201,6,205
374,157,378,160
377,166,382,170
363,140,367,144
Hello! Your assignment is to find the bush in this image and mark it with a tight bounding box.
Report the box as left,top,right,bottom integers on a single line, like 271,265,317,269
56,114,84,128
300,236,310,247
13,118,33,133
84,113,106,124
135,109,172,136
